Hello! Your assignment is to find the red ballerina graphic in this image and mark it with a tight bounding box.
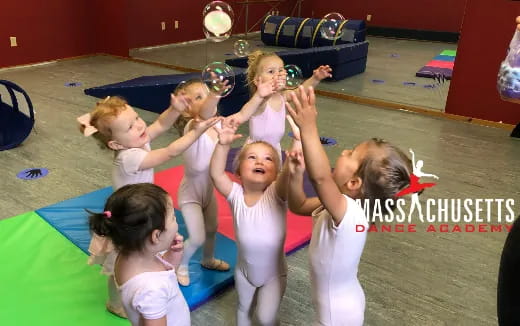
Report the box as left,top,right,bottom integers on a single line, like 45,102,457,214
397,149,439,222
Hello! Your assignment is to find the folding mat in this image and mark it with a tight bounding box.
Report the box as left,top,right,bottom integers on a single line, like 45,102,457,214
415,49,456,79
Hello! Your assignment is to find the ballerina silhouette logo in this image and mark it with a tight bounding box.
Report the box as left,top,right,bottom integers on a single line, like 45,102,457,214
396,149,439,222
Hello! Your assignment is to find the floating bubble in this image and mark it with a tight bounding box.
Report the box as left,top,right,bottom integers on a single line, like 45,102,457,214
233,39,250,57
201,62,235,97
320,12,345,41
202,1,234,42
284,64,303,90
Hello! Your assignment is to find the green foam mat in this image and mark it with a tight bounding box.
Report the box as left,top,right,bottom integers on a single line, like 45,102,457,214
440,49,456,56
0,212,128,325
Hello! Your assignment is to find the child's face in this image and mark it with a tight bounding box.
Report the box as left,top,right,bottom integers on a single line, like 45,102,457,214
239,143,278,186
333,141,372,193
159,197,179,251
108,105,149,150
257,56,286,91
181,83,210,117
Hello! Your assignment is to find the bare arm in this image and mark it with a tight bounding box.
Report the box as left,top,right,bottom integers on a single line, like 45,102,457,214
286,86,346,225
210,119,242,197
147,94,190,140
198,93,219,120
287,149,321,215
228,77,275,124
301,65,332,89
139,117,221,170
142,316,166,326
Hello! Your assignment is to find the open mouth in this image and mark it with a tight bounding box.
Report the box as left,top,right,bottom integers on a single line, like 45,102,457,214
253,168,265,174
140,131,146,139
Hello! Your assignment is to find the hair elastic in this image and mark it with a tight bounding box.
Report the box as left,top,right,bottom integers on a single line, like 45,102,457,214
103,211,112,218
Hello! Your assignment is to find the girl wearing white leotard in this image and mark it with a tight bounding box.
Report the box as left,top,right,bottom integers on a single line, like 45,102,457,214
210,118,299,326
173,79,278,286
286,86,413,325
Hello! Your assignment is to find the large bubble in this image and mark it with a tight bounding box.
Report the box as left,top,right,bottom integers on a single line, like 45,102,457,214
284,64,303,90
320,12,345,41
203,1,234,42
202,62,235,97
233,39,250,57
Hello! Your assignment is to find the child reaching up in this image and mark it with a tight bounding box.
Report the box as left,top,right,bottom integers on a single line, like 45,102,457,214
210,117,300,326
78,95,220,317
171,78,276,286
286,86,412,326
243,50,332,158
89,183,189,326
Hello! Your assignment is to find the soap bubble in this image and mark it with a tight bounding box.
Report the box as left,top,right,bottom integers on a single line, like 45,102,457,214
202,62,235,97
233,39,250,57
320,12,345,41
203,1,234,42
284,64,303,90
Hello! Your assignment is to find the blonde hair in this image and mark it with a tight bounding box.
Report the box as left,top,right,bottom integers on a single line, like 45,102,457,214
232,141,281,176
246,50,281,95
172,79,205,136
81,96,128,148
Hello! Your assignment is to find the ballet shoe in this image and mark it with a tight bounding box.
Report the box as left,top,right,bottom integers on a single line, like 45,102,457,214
201,258,230,271
106,302,127,319
177,265,190,286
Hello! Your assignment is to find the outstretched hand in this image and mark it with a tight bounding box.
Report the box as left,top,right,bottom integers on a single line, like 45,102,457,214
286,149,305,175
215,117,242,145
313,65,333,81
170,93,191,113
255,76,277,98
193,116,222,133
285,86,318,130
286,114,301,141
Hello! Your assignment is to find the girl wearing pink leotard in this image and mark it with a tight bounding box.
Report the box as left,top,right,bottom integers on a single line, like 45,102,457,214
243,51,332,159
210,117,300,326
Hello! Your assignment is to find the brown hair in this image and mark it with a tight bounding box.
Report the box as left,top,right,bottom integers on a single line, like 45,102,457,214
232,141,281,176
355,138,413,214
172,79,205,136
246,50,281,95
79,96,128,148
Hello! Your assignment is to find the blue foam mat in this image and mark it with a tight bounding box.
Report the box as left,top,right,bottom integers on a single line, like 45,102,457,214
433,55,455,62
36,186,237,309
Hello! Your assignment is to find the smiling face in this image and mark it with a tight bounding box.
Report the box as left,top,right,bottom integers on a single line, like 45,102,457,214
256,55,286,91
107,105,149,150
237,142,279,188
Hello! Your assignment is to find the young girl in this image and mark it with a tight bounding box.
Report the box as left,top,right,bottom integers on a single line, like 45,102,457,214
78,95,220,316
286,86,412,325
89,183,190,326
210,117,299,326
172,79,276,286
244,50,332,159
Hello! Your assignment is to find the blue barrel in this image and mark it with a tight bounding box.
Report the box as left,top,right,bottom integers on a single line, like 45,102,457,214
261,15,285,46
294,18,321,48
276,17,307,47
315,19,366,47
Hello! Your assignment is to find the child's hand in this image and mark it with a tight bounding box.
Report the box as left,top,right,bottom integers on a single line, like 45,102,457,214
276,70,287,91
313,65,332,81
286,114,301,141
215,117,242,145
193,116,222,132
286,86,318,129
170,233,184,252
255,76,276,98
170,93,191,113
208,72,232,97
286,149,305,175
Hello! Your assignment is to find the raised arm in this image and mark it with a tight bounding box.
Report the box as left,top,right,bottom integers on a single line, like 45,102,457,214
274,115,301,201
139,116,221,170
198,92,220,120
146,94,190,140
301,65,332,89
286,86,346,224
210,118,242,197
287,149,321,215
227,77,275,124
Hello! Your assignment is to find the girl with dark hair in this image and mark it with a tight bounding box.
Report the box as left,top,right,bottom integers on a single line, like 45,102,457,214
89,183,189,326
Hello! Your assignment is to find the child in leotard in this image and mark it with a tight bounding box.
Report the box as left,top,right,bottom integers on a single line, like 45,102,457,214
210,117,300,326
172,78,276,286
286,86,413,325
243,50,332,159
88,183,189,326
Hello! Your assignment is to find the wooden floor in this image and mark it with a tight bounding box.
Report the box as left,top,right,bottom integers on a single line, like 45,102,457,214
1,37,519,326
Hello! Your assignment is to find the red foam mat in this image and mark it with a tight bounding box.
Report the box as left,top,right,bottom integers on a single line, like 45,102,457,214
155,166,313,253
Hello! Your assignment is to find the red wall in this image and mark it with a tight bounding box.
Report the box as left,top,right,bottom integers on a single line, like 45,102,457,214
92,0,129,57
445,0,520,124
0,1,96,67
309,0,466,33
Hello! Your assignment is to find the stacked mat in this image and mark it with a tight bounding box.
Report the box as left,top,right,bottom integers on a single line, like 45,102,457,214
84,68,250,117
416,49,456,79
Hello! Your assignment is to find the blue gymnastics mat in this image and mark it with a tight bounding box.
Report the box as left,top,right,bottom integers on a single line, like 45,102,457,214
36,186,237,310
